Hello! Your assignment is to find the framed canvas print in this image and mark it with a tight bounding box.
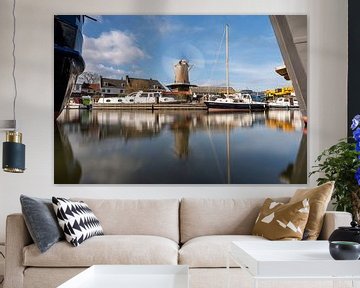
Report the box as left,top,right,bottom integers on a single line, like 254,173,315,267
54,14,307,184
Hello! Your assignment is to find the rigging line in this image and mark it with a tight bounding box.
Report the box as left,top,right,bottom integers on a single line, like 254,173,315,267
206,27,226,92
12,0,18,129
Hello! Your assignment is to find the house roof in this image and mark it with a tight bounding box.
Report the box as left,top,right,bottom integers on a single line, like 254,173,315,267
100,76,166,90
126,76,166,90
82,83,101,91
101,77,126,88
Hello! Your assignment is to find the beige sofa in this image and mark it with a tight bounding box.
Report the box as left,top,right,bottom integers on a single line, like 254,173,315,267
4,198,352,288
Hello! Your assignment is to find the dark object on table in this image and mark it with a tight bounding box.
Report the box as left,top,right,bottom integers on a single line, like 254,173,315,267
328,221,360,244
329,241,360,260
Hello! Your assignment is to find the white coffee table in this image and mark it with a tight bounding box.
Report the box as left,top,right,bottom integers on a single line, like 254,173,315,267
228,241,360,288
58,265,189,288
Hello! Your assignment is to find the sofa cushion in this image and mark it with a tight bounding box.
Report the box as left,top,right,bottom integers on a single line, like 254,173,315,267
252,198,310,240
179,235,267,268
23,235,178,267
72,198,179,243
52,197,104,247
290,181,334,240
180,198,289,243
20,195,64,253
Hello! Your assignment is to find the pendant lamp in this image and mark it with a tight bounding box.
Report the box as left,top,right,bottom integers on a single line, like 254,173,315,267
1,0,25,173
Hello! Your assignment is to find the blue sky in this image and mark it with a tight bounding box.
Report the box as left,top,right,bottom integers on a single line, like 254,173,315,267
82,15,289,91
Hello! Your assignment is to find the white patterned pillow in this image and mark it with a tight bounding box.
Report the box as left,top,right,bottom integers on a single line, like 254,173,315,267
52,197,104,246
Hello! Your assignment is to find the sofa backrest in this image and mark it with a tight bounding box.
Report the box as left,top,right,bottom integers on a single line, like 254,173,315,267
73,198,180,243
180,198,289,243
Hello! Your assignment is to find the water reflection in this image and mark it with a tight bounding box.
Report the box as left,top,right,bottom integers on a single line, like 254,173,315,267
55,109,306,184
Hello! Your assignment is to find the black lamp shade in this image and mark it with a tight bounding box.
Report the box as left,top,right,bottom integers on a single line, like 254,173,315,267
3,141,25,173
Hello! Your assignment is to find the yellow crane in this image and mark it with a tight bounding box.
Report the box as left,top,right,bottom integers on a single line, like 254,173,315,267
265,86,294,98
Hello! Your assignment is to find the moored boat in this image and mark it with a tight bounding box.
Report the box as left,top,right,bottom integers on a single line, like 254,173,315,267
54,15,86,115
97,91,183,104
204,25,267,112
204,94,267,111
65,99,86,109
65,95,92,109
268,97,299,109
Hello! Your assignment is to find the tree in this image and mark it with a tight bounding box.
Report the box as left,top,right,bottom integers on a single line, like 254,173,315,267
78,71,100,84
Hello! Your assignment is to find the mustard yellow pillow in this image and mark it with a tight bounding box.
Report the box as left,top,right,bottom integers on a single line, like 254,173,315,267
289,181,334,240
252,198,310,240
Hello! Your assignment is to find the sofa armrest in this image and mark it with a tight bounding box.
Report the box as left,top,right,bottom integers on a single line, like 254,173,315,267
4,213,33,288
318,211,352,240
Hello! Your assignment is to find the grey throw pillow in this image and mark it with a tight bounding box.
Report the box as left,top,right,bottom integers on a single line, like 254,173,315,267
20,195,64,253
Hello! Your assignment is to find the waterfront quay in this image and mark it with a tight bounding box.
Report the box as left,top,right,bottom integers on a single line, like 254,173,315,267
92,103,208,110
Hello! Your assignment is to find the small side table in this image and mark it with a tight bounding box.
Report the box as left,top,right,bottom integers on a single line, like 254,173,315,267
58,265,189,288
227,240,360,288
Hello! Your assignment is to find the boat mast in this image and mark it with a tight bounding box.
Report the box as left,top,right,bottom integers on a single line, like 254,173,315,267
225,24,229,96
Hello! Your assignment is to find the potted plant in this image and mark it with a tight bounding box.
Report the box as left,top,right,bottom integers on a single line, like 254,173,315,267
310,115,360,222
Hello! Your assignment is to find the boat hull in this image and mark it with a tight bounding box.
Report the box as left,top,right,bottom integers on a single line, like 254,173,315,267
204,101,267,111
54,15,85,115
268,104,299,109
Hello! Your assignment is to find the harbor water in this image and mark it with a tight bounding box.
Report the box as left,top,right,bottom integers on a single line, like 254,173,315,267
55,109,307,184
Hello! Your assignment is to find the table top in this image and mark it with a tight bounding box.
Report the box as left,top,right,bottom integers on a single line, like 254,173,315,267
58,265,189,288
231,240,360,278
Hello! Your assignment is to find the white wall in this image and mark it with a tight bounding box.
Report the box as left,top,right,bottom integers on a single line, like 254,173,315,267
0,0,348,242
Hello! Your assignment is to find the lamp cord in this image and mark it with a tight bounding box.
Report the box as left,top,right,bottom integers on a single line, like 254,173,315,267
12,0,17,130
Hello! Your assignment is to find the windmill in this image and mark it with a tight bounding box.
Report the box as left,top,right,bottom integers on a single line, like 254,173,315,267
167,59,197,93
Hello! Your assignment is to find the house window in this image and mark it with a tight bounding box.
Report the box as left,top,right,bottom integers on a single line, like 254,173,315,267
102,89,105,92
121,83,125,87
104,82,108,87
107,89,110,93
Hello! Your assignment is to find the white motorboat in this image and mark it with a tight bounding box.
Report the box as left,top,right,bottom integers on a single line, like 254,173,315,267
65,98,87,109
205,93,267,111
97,91,181,104
268,97,299,109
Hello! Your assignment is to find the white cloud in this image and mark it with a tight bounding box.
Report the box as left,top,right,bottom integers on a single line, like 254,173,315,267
193,61,290,91
231,62,279,76
229,62,289,90
84,63,126,79
232,34,277,49
146,16,182,35
83,30,146,67
146,16,205,35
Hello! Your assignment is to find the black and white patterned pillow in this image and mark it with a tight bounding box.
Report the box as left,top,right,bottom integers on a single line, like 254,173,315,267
52,197,104,247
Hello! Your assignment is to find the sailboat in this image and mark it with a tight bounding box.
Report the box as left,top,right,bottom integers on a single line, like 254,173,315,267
204,25,267,111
